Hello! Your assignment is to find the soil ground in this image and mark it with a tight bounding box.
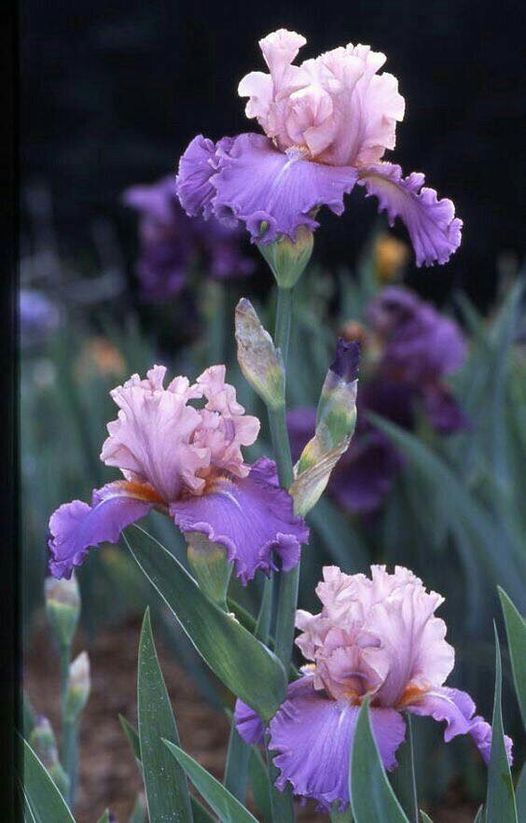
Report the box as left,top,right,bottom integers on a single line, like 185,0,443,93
25,616,476,822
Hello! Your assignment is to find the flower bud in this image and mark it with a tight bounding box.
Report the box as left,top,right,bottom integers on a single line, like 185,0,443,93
29,716,70,798
186,532,232,609
235,298,285,410
45,574,80,649
64,651,91,721
291,339,360,516
257,226,314,289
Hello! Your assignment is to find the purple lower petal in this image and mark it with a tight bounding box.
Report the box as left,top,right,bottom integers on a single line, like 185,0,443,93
406,686,513,765
358,163,462,267
170,457,309,584
48,482,153,579
269,676,406,809
234,699,266,745
176,135,224,219
212,133,358,243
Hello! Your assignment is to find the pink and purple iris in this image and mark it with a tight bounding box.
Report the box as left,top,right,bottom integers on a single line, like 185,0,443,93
123,177,254,300
288,286,468,515
236,565,512,810
48,364,308,582
176,29,462,267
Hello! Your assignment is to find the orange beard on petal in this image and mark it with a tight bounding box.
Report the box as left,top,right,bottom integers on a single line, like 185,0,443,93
113,479,166,506
396,683,428,709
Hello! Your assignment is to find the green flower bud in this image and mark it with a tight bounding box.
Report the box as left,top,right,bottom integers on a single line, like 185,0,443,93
186,532,232,610
257,227,314,289
29,716,70,798
291,340,360,516
45,574,80,650
235,298,285,410
64,651,91,721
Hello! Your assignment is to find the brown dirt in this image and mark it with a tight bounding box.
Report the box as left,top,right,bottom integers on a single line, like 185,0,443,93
25,615,477,822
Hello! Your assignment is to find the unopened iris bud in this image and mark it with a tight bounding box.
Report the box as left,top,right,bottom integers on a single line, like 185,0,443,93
64,651,91,721
291,339,360,516
257,226,314,289
30,716,70,797
186,532,232,610
45,574,80,649
235,298,285,409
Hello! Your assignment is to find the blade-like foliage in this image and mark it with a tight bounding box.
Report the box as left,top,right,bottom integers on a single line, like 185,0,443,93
350,699,409,823
498,587,526,728
18,736,76,823
125,525,287,721
137,608,192,822
164,740,259,823
485,628,517,822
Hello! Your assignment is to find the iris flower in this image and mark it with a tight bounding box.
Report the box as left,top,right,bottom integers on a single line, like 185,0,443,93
48,364,308,582
288,286,468,514
124,176,254,300
236,565,512,810
176,29,462,267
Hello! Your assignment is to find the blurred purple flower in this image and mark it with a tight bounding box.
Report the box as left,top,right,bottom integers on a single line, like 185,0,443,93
123,176,254,300
288,287,468,515
19,289,60,347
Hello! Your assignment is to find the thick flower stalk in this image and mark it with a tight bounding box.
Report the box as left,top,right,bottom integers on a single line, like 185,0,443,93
176,29,462,268
48,364,308,583
235,565,512,810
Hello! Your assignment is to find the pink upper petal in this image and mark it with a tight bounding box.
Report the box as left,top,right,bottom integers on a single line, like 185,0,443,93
295,565,454,707
101,364,261,501
101,366,208,500
238,30,405,167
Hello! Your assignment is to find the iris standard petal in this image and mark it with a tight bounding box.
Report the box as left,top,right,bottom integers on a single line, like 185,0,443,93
48,481,157,579
170,457,309,584
358,162,462,267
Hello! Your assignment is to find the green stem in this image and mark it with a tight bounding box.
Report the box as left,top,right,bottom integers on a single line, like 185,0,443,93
223,723,250,802
269,286,297,669
274,286,294,368
62,718,78,807
59,643,78,808
406,716,419,823
266,738,295,822
266,284,299,820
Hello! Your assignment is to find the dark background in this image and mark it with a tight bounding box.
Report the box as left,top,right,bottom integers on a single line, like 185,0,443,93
21,0,526,308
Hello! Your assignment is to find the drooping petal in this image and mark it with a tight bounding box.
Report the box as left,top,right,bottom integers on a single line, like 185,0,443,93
269,676,406,809
48,481,157,579
212,133,358,243
357,163,462,267
234,699,266,745
170,457,309,584
405,686,513,765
